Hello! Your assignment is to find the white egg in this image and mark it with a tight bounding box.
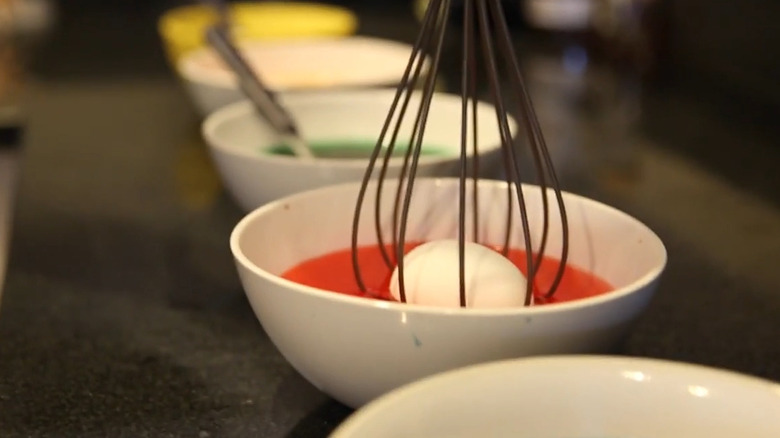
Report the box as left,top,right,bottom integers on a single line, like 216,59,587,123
389,239,529,308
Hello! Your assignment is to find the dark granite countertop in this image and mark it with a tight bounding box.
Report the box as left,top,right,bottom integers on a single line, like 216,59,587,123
1,2,779,437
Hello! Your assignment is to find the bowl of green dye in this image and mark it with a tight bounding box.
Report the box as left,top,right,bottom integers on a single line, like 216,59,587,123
202,89,514,211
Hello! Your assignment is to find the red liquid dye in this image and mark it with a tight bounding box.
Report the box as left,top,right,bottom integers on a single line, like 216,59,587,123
282,242,613,305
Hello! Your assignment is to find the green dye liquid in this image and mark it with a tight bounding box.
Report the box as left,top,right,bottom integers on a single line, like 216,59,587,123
264,139,449,159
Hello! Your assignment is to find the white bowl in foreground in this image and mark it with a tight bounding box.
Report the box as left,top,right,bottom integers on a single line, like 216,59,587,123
231,178,667,407
204,89,510,211
180,36,429,116
332,355,780,438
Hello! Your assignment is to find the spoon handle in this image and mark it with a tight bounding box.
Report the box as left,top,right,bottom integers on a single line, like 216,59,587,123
205,26,293,132
205,25,314,158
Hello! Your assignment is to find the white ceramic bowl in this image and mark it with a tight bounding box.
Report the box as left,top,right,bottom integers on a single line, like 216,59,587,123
180,36,429,116
203,89,510,211
231,178,667,408
332,355,780,437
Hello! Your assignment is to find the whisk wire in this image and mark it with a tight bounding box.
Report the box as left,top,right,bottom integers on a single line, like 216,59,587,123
353,0,569,306
486,0,570,297
350,0,446,291
395,0,453,303
468,36,480,245
379,7,441,269
458,0,475,307
474,0,536,305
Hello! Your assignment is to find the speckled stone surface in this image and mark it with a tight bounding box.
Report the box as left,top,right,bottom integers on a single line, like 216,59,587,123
1,3,779,437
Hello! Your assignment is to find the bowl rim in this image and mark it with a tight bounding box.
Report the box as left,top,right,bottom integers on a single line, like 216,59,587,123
230,177,668,316
202,90,512,168
178,35,429,91
159,2,358,38
331,355,780,437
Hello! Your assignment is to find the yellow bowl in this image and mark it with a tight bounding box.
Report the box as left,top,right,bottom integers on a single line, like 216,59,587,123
158,2,359,67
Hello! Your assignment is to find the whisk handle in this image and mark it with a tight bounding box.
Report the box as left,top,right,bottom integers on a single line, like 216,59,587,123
205,25,301,137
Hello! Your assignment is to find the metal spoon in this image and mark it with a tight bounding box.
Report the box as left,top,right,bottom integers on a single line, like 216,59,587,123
204,24,315,159
201,1,389,160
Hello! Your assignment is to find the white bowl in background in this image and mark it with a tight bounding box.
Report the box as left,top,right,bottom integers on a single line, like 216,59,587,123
230,178,667,407
180,36,430,116
332,355,780,437
203,89,511,212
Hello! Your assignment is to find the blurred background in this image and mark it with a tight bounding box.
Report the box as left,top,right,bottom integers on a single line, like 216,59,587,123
9,0,780,197
24,0,780,111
